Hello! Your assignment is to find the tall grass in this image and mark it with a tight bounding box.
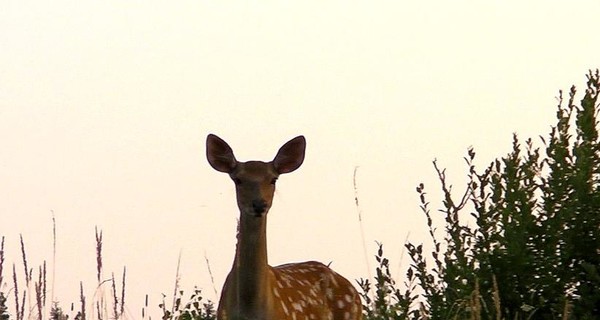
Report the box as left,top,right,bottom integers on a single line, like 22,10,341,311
0,220,215,320
0,220,130,320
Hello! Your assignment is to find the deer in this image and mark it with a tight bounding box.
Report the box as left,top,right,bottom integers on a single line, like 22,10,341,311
206,134,363,320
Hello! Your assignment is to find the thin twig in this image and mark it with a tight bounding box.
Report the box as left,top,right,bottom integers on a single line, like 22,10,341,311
171,250,182,316
353,166,371,279
396,232,411,282
51,211,57,309
561,295,571,320
492,275,501,320
204,251,219,301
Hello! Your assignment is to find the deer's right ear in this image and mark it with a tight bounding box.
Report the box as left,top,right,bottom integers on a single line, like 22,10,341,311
206,134,237,173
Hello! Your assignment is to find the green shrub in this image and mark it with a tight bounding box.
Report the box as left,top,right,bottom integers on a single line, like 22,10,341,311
360,70,600,319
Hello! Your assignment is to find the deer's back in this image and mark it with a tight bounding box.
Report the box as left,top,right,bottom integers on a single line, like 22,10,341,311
271,261,363,320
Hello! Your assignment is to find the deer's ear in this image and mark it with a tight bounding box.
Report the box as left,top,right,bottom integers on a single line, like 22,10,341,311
273,136,306,174
206,134,237,173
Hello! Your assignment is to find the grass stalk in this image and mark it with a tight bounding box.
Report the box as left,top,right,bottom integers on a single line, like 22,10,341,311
42,261,47,316
80,282,86,320
12,264,20,320
95,227,103,283
171,251,182,316
111,273,118,319
204,251,218,301
353,166,372,280
0,237,4,288
51,212,56,314
19,235,30,286
35,266,43,320
121,267,126,316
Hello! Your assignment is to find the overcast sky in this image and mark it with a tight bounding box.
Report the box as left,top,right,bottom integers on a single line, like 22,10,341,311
1,1,599,318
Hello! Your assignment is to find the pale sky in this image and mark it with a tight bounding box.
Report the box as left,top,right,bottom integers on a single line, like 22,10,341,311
1,1,599,318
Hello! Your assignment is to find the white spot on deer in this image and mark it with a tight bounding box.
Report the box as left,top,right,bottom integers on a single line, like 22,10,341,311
326,310,334,320
292,302,303,312
300,299,307,308
344,311,351,319
344,294,353,303
329,274,339,287
281,300,289,315
298,294,307,304
337,299,345,309
273,287,280,298
325,288,334,300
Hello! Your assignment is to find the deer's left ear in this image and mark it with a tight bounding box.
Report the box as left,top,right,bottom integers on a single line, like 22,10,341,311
273,136,306,174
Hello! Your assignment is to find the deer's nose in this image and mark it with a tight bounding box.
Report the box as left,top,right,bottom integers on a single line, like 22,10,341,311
252,200,267,216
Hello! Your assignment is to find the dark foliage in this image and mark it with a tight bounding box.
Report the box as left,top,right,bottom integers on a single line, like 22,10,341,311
160,288,216,320
360,70,600,319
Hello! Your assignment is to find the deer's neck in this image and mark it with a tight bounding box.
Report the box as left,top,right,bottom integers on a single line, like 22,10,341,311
230,213,274,317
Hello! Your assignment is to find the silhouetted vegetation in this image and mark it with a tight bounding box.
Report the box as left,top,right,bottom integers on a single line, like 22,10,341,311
0,227,129,320
359,70,600,319
160,288,216,320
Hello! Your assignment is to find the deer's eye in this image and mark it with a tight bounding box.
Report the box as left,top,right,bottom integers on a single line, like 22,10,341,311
270,178,277,185
233,178,242,185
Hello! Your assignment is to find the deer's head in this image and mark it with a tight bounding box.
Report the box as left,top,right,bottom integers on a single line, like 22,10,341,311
206,134,306,217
